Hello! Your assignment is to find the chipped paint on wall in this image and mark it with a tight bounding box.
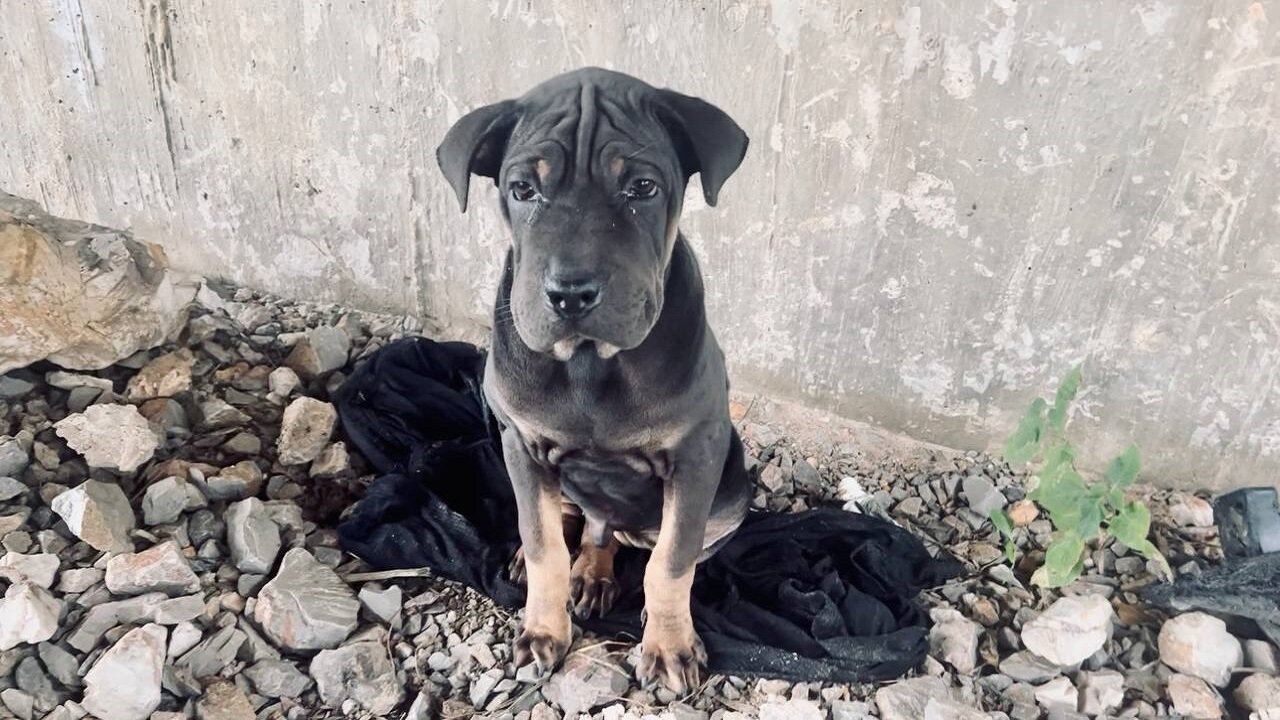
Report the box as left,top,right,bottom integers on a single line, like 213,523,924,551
3,0,1279,490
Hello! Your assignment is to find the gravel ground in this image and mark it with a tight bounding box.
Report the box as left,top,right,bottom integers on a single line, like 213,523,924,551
0,283,1277,720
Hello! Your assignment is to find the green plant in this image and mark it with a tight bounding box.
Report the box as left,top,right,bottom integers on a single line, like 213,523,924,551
991,366,1171,587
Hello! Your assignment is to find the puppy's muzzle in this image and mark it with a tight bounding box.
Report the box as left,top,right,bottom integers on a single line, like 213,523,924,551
544,275,604,320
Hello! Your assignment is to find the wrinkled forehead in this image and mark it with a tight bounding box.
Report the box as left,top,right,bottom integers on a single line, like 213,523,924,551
503,80,680,180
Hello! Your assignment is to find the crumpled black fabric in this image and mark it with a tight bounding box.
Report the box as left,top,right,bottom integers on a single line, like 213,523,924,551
335,337,963,682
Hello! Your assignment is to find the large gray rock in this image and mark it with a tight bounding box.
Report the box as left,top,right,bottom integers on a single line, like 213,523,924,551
254,548,358,651
284,326,350,379
0,192,197,374
310,640,404,714
244,659,313,698
226,498,281,574
928,607,980,674
874,677,987,720
542,645,631,717
277,397,338,465
0,436,28,478
1021,594,1114,666
0,583,60,650
141,476,204,526
177,625,245,678
50,479,136,552
105,541,200,596
82,623,166,720
54,405,159,473
1158,612,1242,687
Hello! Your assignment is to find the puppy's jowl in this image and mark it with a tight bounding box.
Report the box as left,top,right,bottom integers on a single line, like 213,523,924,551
437,67,752,692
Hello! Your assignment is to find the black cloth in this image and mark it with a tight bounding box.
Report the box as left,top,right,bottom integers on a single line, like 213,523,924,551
335,337,963,682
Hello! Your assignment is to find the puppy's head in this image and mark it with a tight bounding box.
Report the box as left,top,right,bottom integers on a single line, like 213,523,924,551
436,68,748,358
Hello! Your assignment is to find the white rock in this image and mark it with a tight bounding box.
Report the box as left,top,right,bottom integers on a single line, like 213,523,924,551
141,476,199,525
82,623,166,720
928,607,980,674
226,498,281,574
0,583,61,650
105,541,201,596
0,476,26,501
254,548,358,651
875,677,982,720
50,479,136,552
167,622,203,659
358,584,403,625
124,348,193,401
1158,612,1243,687
962,474,1007,516
0,553,59,588
1079,670,1125,716
1169,493,1216,527
54,405,159,473
758,698,824,720
1021,594,1115,666
310,640,404,714
1235,673,1280,713
0,197,197,375
57,567,103,594
284,326,350,379
277,397,338,465
1035,676,1078,712
1167,673,1223,719
268,367,301,399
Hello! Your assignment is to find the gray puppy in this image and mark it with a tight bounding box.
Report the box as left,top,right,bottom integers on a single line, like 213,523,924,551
436,67,751,692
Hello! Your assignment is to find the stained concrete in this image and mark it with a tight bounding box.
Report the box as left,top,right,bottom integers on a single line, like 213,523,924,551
2,1,1279,489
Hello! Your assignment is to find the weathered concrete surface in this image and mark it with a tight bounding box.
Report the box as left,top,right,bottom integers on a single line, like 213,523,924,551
2,1,1278,489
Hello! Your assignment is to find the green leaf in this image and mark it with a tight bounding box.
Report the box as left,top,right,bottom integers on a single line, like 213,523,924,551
1075,496,1105,540
1105,445,1141,488
1107,487,1127,511
1004,398,1048,464
1108,502,1151,551
1047,365,1083,431
1034,531,1086,587
989,509,1017,563
1031,466,1088,530
1041,443,1076,484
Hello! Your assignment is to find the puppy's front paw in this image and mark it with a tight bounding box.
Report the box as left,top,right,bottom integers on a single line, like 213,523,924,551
513,617,571,675
637,621,707,694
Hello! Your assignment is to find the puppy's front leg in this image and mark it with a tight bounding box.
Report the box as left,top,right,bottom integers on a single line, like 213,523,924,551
501,426,572,673
638,423,726,693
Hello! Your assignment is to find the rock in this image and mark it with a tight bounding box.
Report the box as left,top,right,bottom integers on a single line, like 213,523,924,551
470,667,503,707
310,640,404,714
284,326,350,379
141,476,203,525
54,405,159,473
38,642,83,687
358,584,403,625
57,567,104,594
0,436,28,478
1166,673,1222,719
0,553,59,588
82,623,166,720
124,349,193,401
244,659,313,698
962,474,1006,516
999,650,1063,683
1008,499,1039,526
167,622,202,660
310,442,351,478
66,593,168,652
226,498,281,574
0,195,196,375
1170,493,1216,527
221,432,260,455
1158,612,1242,687
831,700,874,720
154,594,206,624
1021,594,1114,666
928,608,980,673
0,689,33,720
201,460,264,501
1034,676,1078,712
1235,673,1280,713
0,373,35,399
0,476,25,501
277,397,338,465
45,370,113,392
758,698,824,720
1078,670,1124,716
177,626,245,678
196,681,255,720
268,367,301,400
197,398,250,430
105,541,200,596
50,479,136,552
1244,639,1279,673
792,459,822,494
542,646,631,717
875,677,982,720
0,583,61,650
406,688,442,720
254,548,358,651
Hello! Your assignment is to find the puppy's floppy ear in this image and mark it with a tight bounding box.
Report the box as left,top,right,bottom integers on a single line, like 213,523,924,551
652,89,749,206
435,99,520,212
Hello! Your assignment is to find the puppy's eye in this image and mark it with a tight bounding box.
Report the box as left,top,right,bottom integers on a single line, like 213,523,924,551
510,181,538,202
626,178,659,200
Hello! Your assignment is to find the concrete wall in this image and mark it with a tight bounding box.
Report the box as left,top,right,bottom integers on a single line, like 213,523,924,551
3,0,1279,490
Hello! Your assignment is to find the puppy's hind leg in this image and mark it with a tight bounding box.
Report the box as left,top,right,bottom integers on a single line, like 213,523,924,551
570,520,620,619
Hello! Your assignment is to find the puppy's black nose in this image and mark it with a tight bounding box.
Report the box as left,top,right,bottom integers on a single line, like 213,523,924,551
544,276,603,319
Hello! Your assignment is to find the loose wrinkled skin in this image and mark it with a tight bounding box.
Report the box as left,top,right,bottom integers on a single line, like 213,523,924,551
436,67,752,693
